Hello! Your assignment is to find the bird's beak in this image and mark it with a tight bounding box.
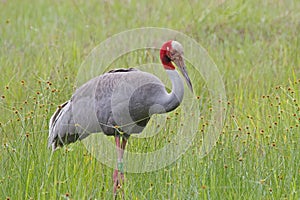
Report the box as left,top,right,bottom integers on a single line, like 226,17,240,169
173,58,194,93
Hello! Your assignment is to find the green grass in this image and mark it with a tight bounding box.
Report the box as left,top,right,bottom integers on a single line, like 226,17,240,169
1,0,299,199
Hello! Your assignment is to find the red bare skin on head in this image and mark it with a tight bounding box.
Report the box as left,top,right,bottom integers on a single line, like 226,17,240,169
160,40,176,70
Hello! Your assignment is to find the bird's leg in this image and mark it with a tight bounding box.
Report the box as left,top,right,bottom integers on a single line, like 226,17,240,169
119,137,127,182
113,135,127,198
113,135,121,196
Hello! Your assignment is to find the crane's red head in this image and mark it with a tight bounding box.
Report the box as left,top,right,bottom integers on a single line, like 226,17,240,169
160,40,184,70
159,40,193,92
160,40,175,70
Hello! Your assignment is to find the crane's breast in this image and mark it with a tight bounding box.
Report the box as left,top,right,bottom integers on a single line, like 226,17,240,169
94,71,167,135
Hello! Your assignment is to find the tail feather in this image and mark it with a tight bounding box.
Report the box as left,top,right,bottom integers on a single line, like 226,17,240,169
48,101,73,151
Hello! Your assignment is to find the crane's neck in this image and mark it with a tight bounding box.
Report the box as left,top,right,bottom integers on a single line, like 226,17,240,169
163,69,184,112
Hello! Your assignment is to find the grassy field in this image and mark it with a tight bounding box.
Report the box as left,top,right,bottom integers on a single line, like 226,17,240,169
1,0,299,199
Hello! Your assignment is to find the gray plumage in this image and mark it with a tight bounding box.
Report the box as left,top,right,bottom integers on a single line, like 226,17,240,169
48,40,193,152
48,68,184,151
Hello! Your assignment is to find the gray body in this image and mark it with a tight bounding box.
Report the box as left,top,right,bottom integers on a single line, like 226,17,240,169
48,68,184,150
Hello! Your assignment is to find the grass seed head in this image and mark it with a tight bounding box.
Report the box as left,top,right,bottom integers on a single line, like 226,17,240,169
269,188,273,193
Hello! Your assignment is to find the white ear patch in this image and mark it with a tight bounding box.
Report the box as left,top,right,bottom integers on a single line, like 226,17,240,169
171,41,184,54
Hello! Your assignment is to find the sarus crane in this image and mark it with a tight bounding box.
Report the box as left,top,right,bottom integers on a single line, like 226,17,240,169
48,40,193,196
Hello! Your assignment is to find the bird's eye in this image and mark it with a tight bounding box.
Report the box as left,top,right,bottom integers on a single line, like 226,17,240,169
163,55,171,63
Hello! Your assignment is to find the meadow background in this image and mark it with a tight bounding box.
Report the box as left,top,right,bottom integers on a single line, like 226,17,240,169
0,0,299,199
